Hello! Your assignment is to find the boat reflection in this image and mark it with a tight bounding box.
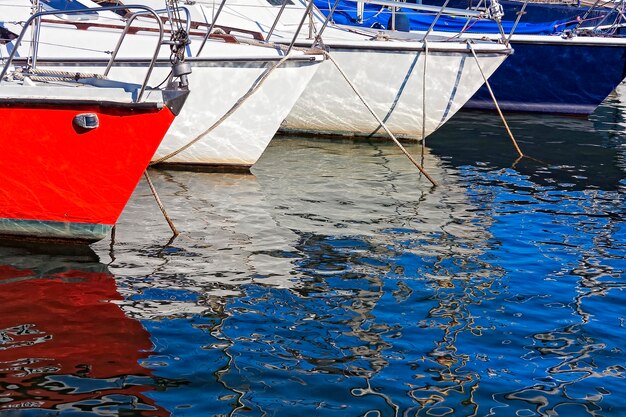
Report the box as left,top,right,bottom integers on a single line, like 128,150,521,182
202,138,503,416
94,170,301,304
427,96,626,191
0,245,169,416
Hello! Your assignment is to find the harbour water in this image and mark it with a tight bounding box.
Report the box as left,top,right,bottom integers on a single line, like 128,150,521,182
1,92,625,416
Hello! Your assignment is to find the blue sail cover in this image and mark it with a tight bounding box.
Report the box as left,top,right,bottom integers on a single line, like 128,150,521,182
315,0,577,34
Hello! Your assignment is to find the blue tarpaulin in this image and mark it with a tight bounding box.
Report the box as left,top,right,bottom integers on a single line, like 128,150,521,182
315,0,579,34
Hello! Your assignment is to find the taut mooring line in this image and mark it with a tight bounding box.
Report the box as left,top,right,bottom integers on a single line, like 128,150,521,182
421,38,428,160
324,51,438,187
467,40,524,158
144,170,180,237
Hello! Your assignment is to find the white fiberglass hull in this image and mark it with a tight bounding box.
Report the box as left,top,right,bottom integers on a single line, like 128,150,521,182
150,57,320,167
189,0,511,140
281,43,508,139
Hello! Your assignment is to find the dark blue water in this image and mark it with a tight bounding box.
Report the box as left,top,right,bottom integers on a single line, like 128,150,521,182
1,89,625,416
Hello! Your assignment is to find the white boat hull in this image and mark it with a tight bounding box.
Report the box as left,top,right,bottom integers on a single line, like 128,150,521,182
192,0,512,140
149,58,320,167
282,46,507,139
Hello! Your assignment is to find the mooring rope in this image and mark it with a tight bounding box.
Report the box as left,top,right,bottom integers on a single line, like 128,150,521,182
323,50,438,187
467,40,524,158
421,38,428,160
144,170,179,237
150,53,292,165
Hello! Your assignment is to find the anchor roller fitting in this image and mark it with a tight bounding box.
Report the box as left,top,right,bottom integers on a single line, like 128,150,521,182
172,61,192,88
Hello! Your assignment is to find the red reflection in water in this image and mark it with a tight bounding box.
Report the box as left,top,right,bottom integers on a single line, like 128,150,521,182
0,260,168,416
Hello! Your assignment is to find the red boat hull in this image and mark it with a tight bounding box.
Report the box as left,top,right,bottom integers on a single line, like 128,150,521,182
0,103,175,242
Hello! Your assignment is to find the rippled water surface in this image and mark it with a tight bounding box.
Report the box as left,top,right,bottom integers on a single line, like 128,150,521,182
1,91,626,416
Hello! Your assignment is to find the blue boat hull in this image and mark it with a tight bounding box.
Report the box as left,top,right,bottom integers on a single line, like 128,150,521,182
467,39,626,114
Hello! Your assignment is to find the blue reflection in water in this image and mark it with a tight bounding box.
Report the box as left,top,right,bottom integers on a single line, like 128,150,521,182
2,93,626,416
134,93,625,416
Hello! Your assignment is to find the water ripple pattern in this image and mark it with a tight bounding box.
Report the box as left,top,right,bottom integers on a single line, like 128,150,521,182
1,90,625,417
